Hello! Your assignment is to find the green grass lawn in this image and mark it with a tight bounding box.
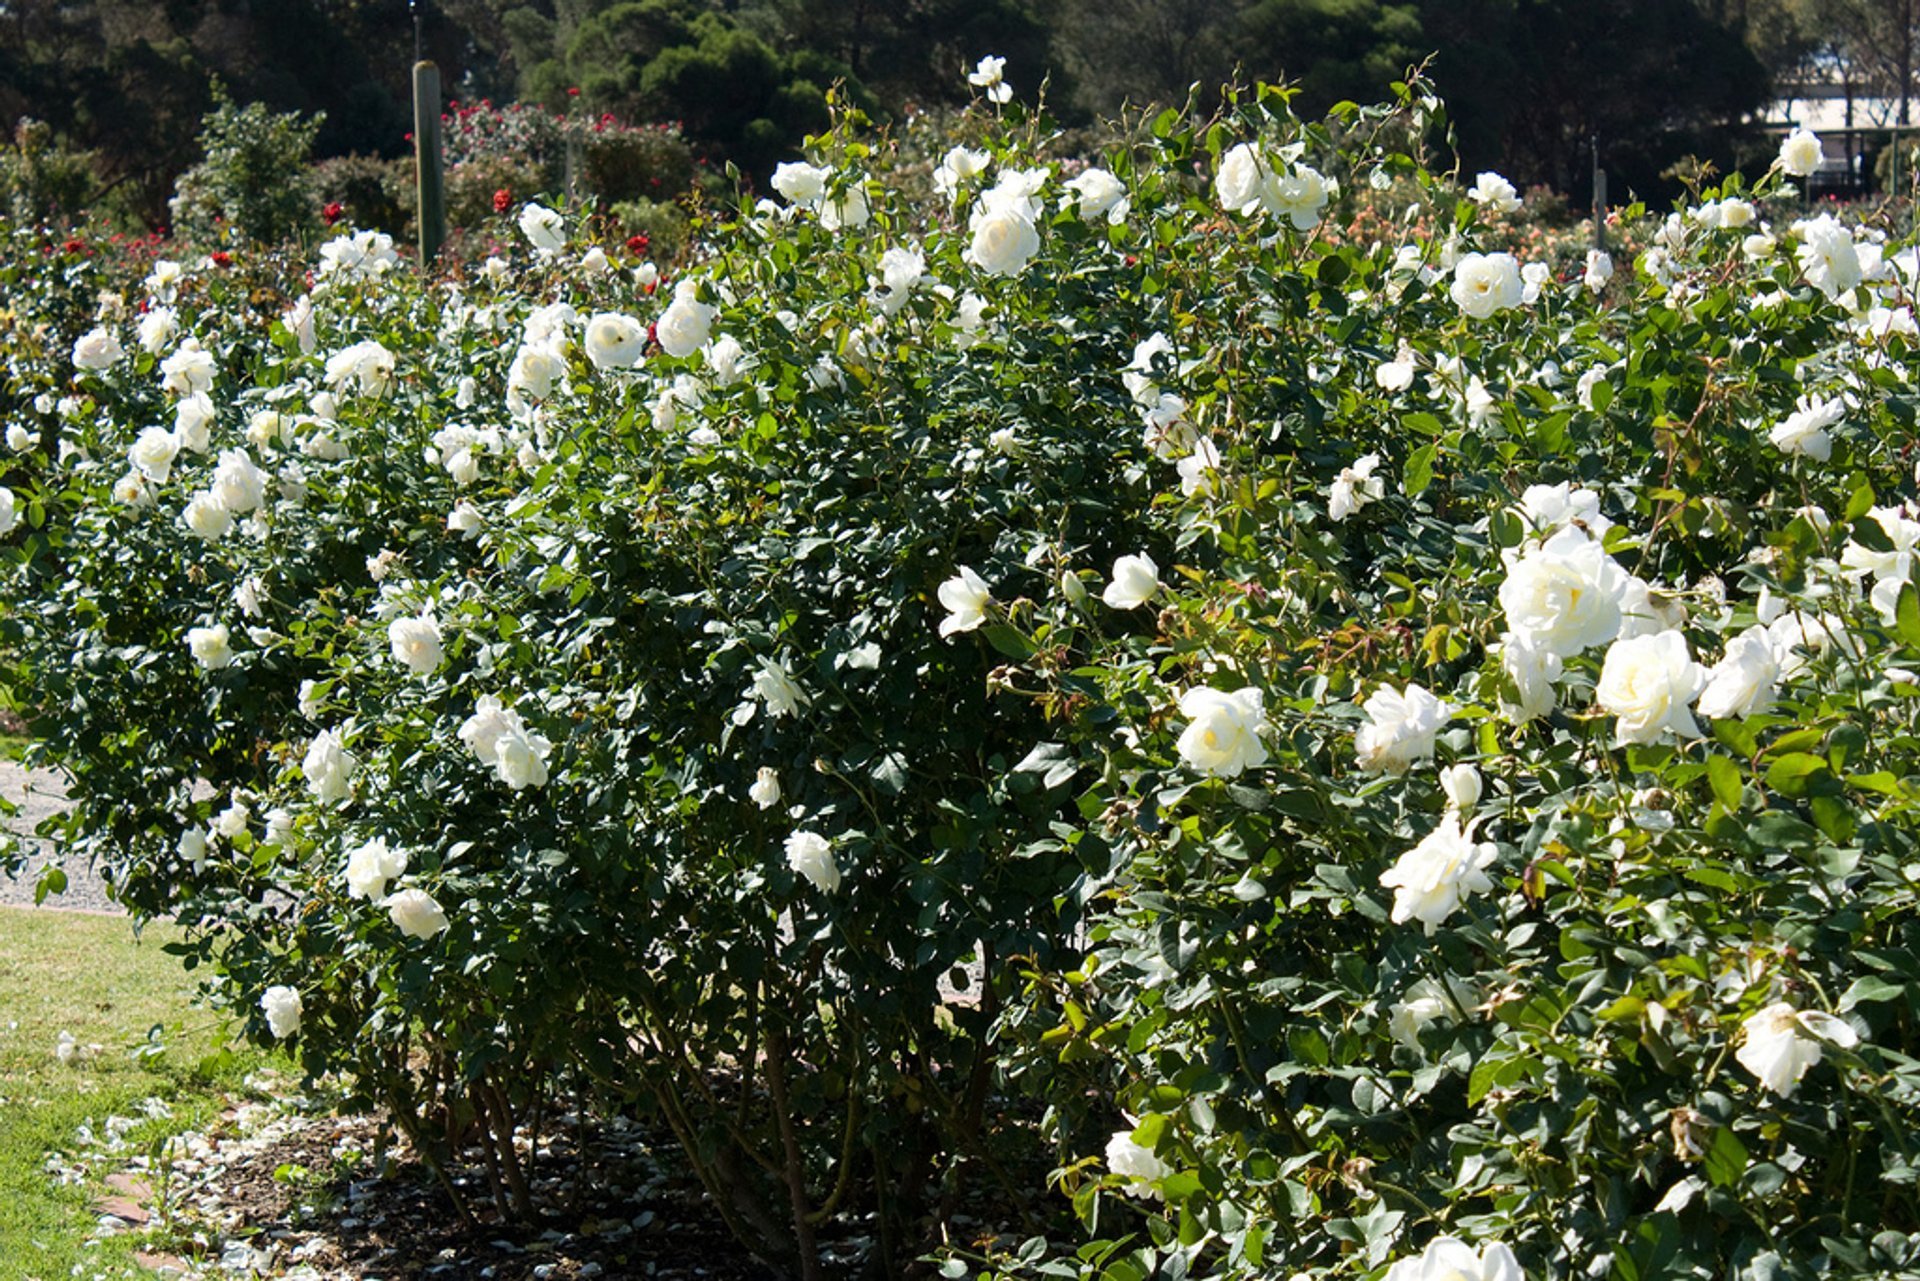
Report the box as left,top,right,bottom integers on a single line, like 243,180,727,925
0,908,275,1280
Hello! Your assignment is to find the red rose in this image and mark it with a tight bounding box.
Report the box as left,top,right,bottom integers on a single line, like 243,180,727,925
493,189,512,214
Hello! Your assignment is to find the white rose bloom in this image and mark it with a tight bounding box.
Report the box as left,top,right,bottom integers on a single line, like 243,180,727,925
304,727,357,804
388,613,444,676
1215,143,1270,216
129,427,181,483
214,796,250,838
966,203,1040,277
283,294,316,354
1617,575,1687,640
0,487,16,535
1595,630,1706,746
579,245,610,274
1518,482,1611,540
458,695,514,762
1770,394,1842,461
1520,260,1552,304
771,161,829,206
1440,763,1483,812
178,825,209,870
260,986,302,1039
656,281,715,359
937,566,993,636
1376,347,1416,391
173,392,215,453
785,830,841,893
493,719,553,790
1268,164,1330,230
160,339,216,395
1383,1237,1523,1281
1065,168,1128,223
186,623,233,670
345,837,409,901
72,326,124,371
1795,214,1863,300
752,661,809,717
1697,626,1782,720
1105,1131,1172,1200
1328,453,1385,522
1736,1002,1859,1097
385,888,450,940
1176,686,1269,778
1467,171,1522,214
967,53,1013,103
210,448,267,514
8,424,33,451
1450,252,1525,319
1379,814,1499,934
1388,976,1475,1051
264,808,295,846
934,145,991,197
112,473,151,506
136,307,178,354
324,339,396,396
819,185,871,232
1499,526,1629,658
749,767,782,810
1353,682,1450,775
1584,249,1614,292
584,313,647,370
1102,553,1161,610
448,501,483,535
518,202,566,252
1719,198,1756,228
1779,127,1823,178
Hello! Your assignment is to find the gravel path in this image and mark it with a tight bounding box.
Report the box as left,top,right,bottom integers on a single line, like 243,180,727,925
0,760,121,913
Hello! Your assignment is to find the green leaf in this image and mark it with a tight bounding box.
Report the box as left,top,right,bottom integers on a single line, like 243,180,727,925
1403,442,1436,496
1899,583,1920,650
1707,756,1743,809
1840,976,1906,1010
1764,752,1830,797
1704,1124,1748,1188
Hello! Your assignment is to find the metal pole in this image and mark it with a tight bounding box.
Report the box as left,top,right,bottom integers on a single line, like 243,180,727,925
1591,135,1606,253
414,60,447,265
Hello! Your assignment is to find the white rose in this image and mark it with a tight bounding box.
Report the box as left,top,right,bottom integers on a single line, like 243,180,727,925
785,830,841,893
966,205,1040,277
1354,682,1449,775
385,887,450,940
1796,214,1863,300
71,327,124,371
388,613,444,676
1499,527,1629,657
1595,630,1706,746
1378,814,1498,934
1440,763,1483,812
749,767,782,810
1065,168,1128,224
304,727,357,804
1450,252,1525,319
160,339,216,395
1328,453,1385,522
1102,553,1161,610
584,312,647,370
937,566,993,636
284,295,316,355
136,307,178,354
448,501,483,535
752,662,808,717
656,281,714,359
186,623,233,670
174,392,215,453
1696,626,1781,720
458,695,514,762
493,719,552,790
1736,1002,1859,1097
1376,348,1415,391
211,448,267,514
1104,1131,1172,1200
214,796,250,838
1518,482,1611,541
1467,171,1521,214
345,837,408,901
1176,686,1269,778
968,53,1013,103
819,185,870,232
1779,127,1823,178
771,161,829,206
1269,164,1330,230
259,986,302,1039
1214,143,1269,215
518,202,566,252
934,146,991,197
1383,1237,1523,1281
129,427,180,483
111,473,150,507
264,808,295,847
324,340,395,397
1584,249,1614,292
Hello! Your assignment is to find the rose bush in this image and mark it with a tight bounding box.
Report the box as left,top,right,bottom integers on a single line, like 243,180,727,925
4,68,1920,1281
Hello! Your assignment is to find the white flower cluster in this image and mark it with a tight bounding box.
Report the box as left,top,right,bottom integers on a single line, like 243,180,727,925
458,695,553,790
